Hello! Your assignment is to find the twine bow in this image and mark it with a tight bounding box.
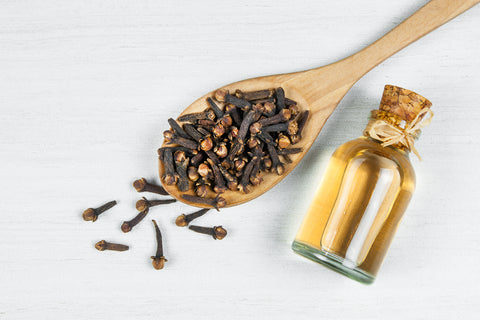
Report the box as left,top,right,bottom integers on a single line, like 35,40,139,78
365,108,433,160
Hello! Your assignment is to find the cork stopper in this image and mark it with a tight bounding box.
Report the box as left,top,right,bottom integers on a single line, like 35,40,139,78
379,85,432,123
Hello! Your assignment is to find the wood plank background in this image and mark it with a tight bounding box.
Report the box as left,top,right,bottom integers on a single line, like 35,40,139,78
1,1,479,319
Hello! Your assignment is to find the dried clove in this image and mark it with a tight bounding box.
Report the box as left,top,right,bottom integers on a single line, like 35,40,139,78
158,147,197,162
249,157,262,185
238,156,257,193
286,120,299,136
256,130,276,146
199,136,213,152
121,208,149,233
168,118,190,139
183,124,204,142
285,97,297,106
197,163,213,180
290,110,309,144
261,155,272,171
256,109,291,127
188,225,227,240
263,101,276,117
197,119,216,127
95,240,129,252
267,143,284,175
262,122,289,133
197,126,212,136
227,126,239,140
163,130,199,150
214,89,228,102
218,114,233,128
288,104,300,117
135,197,176,211
181,194,226,211
218,165,238,191
281,153,293,164
225,104,242,127
214,142,228,158
223,92,251,110
187,166,200,181
207,97,224,119
174,150,190,192
277,134,291,149
82,200,117,222
151,220,167,270
175,208,210,227
133,178,169,195
207,158,227,194
277,147,302,155
195,179,209,198
190,152,205,166
178,109,215,122
247,136,260,149
235,89,274,101
205,149,220,165
227,109,256,162
275,87,286,111
212,123,226,137
162,148,178,185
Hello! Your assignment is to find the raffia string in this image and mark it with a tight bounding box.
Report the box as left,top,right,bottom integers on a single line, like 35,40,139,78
365,107,434,160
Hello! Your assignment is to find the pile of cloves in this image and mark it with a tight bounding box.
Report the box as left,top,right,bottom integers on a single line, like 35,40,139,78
159,87,309,206
83,177,228,270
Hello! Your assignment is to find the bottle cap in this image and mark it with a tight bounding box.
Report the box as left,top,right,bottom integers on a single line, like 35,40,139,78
379,85,432,122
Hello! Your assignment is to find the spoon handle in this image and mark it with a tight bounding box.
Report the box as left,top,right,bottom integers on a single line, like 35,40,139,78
346,0,480,80
294,0,479,110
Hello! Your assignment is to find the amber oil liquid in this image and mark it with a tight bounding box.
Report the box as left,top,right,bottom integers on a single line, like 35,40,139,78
292,136,415,284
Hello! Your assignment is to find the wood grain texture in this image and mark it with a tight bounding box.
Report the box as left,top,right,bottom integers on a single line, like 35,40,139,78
1,1,479,319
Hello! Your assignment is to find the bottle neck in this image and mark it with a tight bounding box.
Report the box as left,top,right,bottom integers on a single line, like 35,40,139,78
362,135,410,156
363,110,419,156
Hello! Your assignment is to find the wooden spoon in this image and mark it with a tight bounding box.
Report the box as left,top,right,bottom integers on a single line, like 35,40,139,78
159,0,479,208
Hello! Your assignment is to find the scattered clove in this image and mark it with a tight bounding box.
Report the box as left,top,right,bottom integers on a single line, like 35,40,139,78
175,208,210,227
95,240,129,252
121,208,149,233
82,200,117,222
188,225,227,240
151,220,167,270
133,178,169,195
135,197,176,211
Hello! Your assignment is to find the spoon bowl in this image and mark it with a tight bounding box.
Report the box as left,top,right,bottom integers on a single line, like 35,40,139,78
159,0,479,208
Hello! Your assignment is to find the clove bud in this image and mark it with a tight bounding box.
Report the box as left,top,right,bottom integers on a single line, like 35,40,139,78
175,208,210,227
82,200,117,222
188,225,227,240
95,240,129,252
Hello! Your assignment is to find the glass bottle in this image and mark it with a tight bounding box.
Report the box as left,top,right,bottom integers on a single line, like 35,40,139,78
292,85,433,284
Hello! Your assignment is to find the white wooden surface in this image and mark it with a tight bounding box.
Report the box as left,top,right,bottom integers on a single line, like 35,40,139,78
1,1,479,319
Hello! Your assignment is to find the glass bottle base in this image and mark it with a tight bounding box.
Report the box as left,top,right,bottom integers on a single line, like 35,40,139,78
292,240,375,285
